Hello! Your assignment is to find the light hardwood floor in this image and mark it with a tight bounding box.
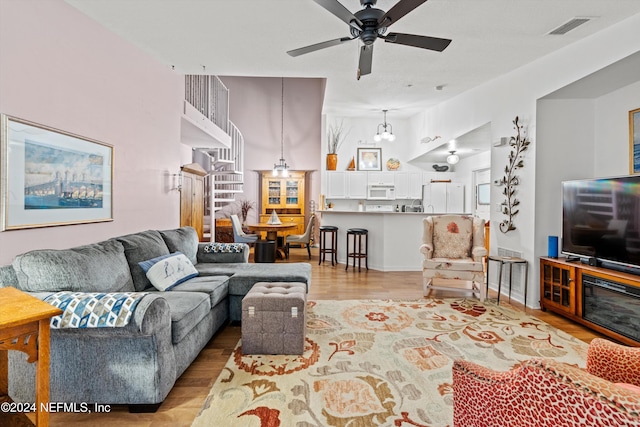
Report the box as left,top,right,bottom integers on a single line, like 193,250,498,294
18,247,605,427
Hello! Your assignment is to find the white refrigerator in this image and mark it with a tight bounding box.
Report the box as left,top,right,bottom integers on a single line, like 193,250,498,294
423,183,465,213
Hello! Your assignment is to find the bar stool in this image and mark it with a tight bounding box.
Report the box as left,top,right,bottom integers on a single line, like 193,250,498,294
318,226,338,266
346,228,368,271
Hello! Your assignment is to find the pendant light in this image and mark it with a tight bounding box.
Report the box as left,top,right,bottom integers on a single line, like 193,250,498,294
273,77,289,177
373,109,396,142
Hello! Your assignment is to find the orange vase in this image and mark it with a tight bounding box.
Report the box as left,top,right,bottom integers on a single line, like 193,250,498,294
326,153,338,171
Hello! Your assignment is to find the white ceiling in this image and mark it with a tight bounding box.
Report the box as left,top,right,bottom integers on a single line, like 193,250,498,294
65,0,640,119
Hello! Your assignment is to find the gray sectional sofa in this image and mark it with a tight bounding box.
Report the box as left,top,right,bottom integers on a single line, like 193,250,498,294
0,226,311,411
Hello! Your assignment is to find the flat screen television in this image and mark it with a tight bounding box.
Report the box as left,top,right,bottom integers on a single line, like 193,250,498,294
562,175,640,274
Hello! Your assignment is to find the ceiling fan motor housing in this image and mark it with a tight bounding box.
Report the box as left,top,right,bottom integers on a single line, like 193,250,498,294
352,7,387,44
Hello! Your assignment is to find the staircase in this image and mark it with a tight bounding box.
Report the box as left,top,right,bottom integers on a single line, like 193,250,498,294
184,75,245,241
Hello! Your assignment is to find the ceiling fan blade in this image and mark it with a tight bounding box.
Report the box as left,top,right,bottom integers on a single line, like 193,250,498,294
358,45,373,79
313,0,362,28
287,37,353,57
384,33,451,52
378,0,429,27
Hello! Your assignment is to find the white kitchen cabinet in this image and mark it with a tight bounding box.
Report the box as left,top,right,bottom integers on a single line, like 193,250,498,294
367,172,395,186
347,171,368,199
396,172,423,199
423,182,464,213
326,171,346,199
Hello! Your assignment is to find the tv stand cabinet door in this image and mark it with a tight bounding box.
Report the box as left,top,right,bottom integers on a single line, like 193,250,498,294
540,258,576,315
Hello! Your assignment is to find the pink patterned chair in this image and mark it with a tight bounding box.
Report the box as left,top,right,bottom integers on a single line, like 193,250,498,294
420,215,487,301
452,338,640,427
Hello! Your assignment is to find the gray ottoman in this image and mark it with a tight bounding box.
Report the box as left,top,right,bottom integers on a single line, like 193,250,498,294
241,282,307,355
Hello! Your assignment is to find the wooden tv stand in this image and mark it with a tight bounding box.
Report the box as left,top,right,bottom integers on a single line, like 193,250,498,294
539,256,640,346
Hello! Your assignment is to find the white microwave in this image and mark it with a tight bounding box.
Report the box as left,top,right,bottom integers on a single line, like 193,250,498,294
367,184,396,200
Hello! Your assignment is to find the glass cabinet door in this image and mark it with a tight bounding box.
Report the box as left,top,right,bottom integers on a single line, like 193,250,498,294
285,179,300,206
541,261,575,314
267,180,282,206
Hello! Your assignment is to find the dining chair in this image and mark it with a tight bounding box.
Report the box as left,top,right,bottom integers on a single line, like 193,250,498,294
230,214,258,245
285,214,315,259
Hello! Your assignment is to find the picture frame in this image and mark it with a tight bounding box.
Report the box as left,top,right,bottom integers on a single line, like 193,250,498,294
1,115,113,230
476,183,491,205
357,147,382,171
630,107,640,174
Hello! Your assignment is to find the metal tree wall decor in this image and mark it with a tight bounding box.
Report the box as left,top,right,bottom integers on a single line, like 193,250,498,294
499,116,531,233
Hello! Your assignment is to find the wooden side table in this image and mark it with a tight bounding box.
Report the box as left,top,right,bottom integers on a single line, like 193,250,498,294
487,256,529,308
0,287,62,427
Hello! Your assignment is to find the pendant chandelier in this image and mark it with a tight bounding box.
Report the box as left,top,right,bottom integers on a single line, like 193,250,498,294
373,109,396,142
273,77,290,177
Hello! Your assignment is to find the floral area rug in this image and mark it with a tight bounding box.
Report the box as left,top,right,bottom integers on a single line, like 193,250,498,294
192,299,588,427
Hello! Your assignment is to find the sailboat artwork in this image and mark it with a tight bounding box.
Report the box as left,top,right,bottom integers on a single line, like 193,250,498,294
267,210,281,225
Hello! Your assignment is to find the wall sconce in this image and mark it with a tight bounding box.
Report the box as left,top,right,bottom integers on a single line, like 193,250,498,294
172,172,183,191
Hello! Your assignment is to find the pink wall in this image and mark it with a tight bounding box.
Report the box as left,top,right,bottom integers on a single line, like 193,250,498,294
220,77,324,223
0,0,186,265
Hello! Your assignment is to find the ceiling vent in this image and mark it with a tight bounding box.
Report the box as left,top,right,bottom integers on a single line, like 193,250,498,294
548,17,591,35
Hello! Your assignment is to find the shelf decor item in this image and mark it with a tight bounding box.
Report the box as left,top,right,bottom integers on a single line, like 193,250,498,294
498,116,531,233
327,120,348,171
357,147,382,171
1,115,113,230
386,158,400,170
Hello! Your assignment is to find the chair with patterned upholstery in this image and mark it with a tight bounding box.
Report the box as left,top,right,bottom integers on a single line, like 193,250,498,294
420,215,486,301
452,338,640,427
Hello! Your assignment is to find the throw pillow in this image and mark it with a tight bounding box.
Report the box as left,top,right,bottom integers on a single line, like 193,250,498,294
432,217,473,259
616,383,640,394
202,243,245,253
139,252,198,291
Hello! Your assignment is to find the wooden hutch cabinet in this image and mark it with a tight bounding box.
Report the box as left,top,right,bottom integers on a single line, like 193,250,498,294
259,171,306,238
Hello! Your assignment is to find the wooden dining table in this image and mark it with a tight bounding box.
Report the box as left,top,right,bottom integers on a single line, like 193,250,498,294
246,222,297,259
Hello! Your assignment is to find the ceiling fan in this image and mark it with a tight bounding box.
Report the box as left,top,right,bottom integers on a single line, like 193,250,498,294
287,0,452,80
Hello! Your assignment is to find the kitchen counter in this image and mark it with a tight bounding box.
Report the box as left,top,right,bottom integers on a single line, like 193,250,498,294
317,210,470,271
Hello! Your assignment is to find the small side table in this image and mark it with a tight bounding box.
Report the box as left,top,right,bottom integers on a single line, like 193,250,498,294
487,256,529,308
0,287,62,427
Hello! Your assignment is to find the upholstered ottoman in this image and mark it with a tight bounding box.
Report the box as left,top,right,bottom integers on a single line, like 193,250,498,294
241,282,307,355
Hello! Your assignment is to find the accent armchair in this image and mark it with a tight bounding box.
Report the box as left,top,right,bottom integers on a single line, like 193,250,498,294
420,215,487,301
452,338,640,427
285,214,315,259
230,214,258,245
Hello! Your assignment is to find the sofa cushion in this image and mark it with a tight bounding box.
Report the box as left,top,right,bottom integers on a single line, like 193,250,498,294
115,230,170,291
160,227,199,265
159,291,211,343
196,263,312,296
140,252,199,292
170,275,229,308
12,240,134,293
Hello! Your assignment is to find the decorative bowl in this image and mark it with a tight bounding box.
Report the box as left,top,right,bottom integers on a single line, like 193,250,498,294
386,158,400,171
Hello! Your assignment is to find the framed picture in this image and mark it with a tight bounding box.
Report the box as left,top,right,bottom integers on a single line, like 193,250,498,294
1,115,113,230
630,107,640,174
357,147,382,171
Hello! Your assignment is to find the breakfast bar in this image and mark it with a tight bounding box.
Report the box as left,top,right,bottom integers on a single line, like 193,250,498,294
318,210,468,271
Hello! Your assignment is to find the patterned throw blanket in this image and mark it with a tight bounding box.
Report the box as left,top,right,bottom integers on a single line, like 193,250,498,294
45,291,148,329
